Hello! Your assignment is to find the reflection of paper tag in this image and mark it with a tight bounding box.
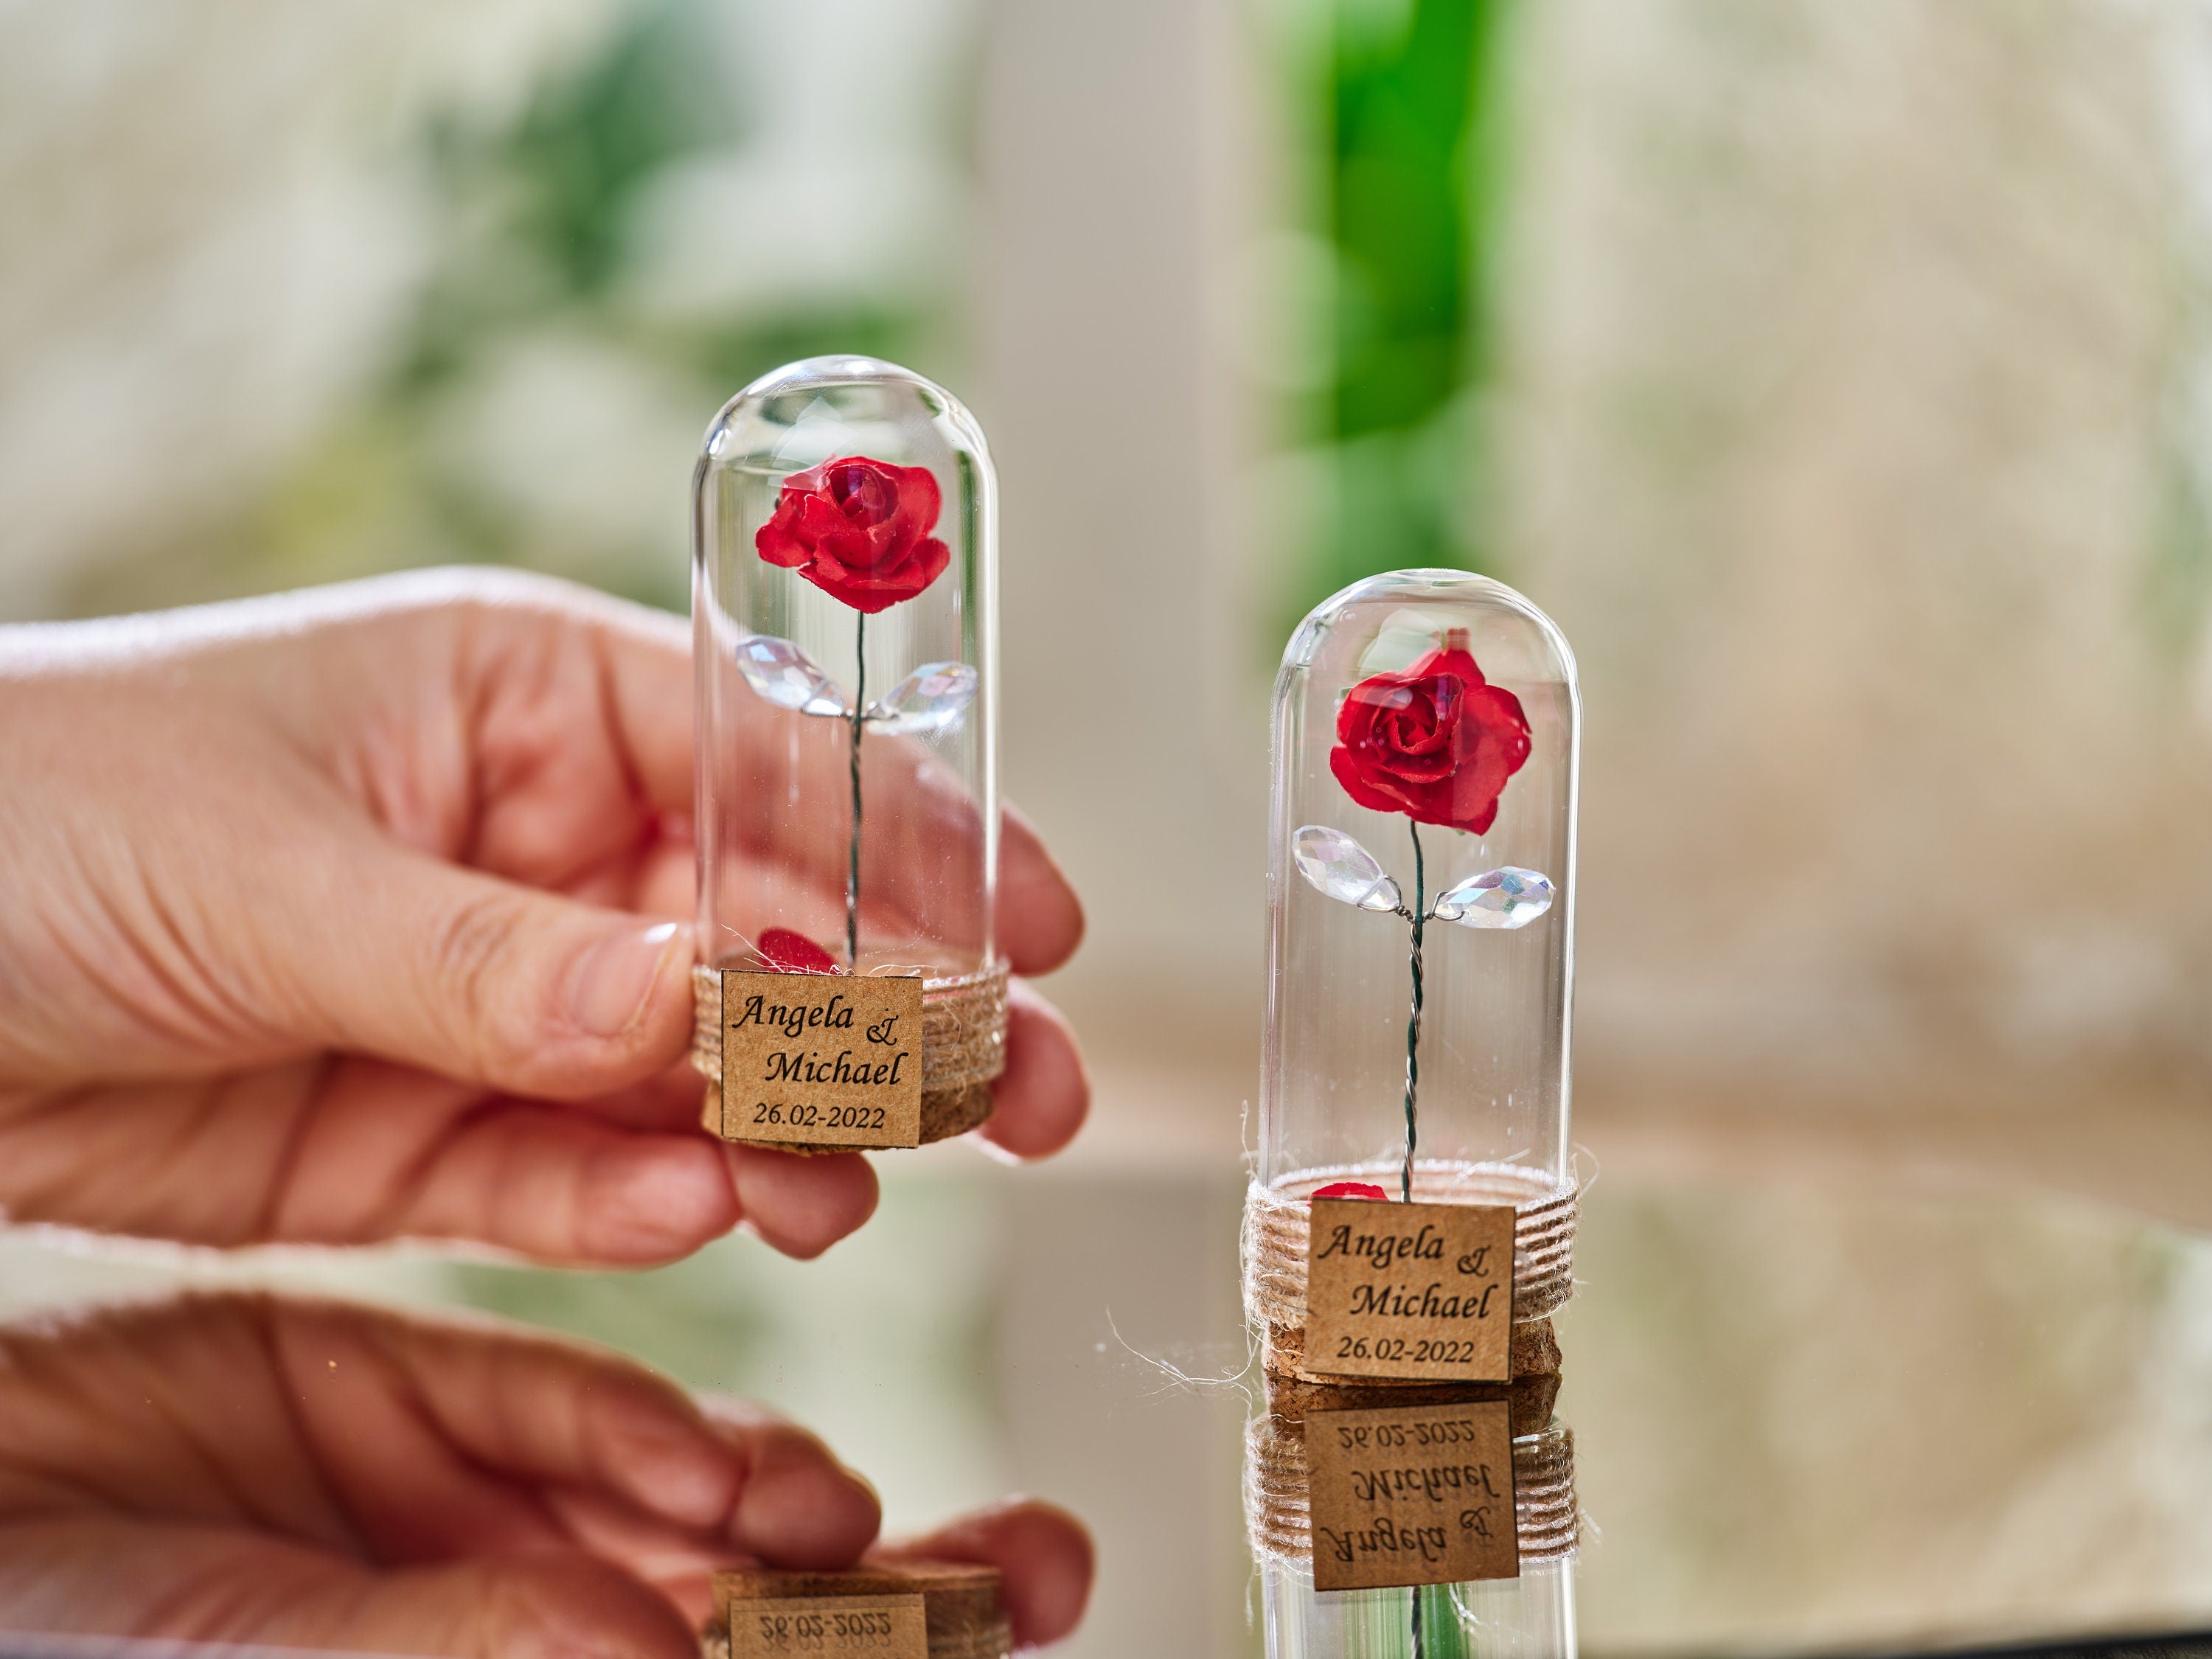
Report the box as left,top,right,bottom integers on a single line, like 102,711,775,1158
1304,1198,1515,1382
1306,1400,1518,1592
726,1594,927,1659
718,970,923,1149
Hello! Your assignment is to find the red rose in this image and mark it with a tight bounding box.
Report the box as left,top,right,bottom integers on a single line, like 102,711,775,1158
754,455,950,614
1328,629,1531,835
1312,1180,1391,1202
758,928,841,974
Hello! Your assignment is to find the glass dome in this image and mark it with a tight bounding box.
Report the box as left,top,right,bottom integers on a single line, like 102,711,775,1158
1261,567,1579,1206
1245,1399,1580,1659
690,355,1001,1147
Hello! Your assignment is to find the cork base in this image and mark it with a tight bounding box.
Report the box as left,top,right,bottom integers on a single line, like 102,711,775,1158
714,1081,996,1156
710,1562,1007,1659
1263,1313,1560,1387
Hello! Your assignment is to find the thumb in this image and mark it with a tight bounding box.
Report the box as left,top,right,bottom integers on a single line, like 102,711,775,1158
289,840,695,1101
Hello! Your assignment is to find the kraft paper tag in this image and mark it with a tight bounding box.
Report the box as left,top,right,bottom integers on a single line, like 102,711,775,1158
1306,1400,1518,1592
719,970,924,1149
726,1594,928,1659
1304,1197,1515,1382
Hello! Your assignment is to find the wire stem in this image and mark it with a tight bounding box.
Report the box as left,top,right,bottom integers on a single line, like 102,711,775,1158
847,611,866,970
1402,819,1425,1203
1411,1587,1425,1659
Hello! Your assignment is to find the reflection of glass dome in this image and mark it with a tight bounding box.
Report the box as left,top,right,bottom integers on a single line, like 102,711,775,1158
1247,1402,1579,1659
1260,1555,1579,1659
689,355,1003,1150
1262,570,1579,1197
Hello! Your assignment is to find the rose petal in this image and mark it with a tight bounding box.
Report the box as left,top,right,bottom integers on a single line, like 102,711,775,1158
757,455,952,613
1327,641,1531,832
1312,1180,1391,1202
758,928,844,974
1329,745,1420,817
826,459,900,526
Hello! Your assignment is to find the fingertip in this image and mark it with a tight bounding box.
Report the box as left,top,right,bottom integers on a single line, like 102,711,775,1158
999,802,1085,975
735,1427,883,1569
728,1146,880,1259
557,917,697,1082
996,1501,1096,1649
474,908,695,1102
977,986,1089,1162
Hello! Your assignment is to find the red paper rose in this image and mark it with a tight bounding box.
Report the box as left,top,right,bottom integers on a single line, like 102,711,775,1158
754,455,950,614
758,928,842,974
1328,630,1531,835
1312,1180,1391,1202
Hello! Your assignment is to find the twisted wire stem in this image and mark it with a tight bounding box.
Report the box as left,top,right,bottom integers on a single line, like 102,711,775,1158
1408,823,1433,1657
1402,820,1425,1204
847,611,866,970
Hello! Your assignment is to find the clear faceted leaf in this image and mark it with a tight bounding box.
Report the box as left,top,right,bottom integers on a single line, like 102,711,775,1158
1433,866,1554,929
865,661,977,736
1293,824,1402,912
734,634,848,717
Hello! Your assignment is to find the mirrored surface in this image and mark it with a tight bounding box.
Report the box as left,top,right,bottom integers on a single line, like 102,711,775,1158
7,1135,2212,1657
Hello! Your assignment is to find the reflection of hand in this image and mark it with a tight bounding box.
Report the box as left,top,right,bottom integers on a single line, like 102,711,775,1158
0,571,1088,1263
0,1295,1093,1657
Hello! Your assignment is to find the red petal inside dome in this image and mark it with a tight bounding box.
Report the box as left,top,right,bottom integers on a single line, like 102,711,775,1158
757,928,842,974
825,459,900,525
1312,1180,1391,1202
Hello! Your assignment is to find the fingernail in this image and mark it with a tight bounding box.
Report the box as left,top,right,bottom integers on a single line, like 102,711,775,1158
569,921,681,1038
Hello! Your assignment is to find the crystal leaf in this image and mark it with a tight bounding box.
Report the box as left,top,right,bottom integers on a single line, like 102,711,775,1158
1432,866,1554,929
865,661,977,737
734,634,848,717
1293,825,1403,912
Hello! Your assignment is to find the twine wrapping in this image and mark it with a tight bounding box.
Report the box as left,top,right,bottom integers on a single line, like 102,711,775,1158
1244,1413,1579,1568
689,959,1008,1148
1242,1162,1579,1383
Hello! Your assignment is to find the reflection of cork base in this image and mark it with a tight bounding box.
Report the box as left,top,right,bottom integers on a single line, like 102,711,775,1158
689,961,1006,1152
1262,1312,1561,1391
708,1563,1009,1659
1245,1413,1578,1569
1263,1362,1561,1439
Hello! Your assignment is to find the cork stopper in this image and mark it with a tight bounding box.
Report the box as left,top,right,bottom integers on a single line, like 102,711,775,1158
1262,1310,1562,1388
711,1562,1008,1659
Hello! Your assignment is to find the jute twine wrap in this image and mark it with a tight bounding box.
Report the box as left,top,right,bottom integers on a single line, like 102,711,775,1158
1243,1161,1579,1382
689,959,1009,1148
1245,1413,1579,1568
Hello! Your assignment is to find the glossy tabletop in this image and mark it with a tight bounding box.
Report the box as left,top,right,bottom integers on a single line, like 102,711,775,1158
2,1139,2209,1658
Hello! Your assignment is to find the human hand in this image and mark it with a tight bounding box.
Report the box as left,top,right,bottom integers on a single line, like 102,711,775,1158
0,568,1088,1263
0,1293,1093,1657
